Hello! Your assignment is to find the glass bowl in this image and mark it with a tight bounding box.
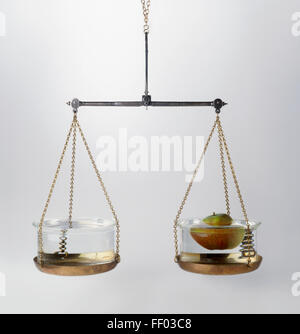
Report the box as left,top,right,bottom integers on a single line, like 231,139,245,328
33,218,117,276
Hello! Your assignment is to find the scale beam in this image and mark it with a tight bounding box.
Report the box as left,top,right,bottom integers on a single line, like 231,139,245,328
68,98,227,113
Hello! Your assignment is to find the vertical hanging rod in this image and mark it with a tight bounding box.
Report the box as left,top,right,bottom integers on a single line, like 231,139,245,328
144,32,149,97
67,14,228,113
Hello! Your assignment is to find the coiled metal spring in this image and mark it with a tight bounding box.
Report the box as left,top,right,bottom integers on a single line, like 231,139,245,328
58,229,68,257
240,229,256,258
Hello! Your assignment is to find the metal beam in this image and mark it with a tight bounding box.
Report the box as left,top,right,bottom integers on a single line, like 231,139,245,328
67,98,227,113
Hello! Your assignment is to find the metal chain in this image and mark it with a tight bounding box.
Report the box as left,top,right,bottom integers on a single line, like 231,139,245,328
216,116,230,215
68,116,77,227
141,0,151,33
217,117,253,265
58,115,78,257
173,118,218,261
38,116,76,264
76,119,121,263
217,118,249,223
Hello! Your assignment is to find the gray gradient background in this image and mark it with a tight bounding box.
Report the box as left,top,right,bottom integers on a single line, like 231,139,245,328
0,0,299,314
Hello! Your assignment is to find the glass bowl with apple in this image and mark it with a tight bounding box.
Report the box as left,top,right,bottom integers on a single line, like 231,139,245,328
177,213,262,275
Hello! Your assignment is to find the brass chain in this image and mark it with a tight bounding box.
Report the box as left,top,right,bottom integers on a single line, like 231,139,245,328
38,114,121,264
217,117,252,265
173,114,253,266
141,0,151,33
38,116,76,264
173,118,218,261
216,116,230,215
58,115,78,257
76,119,121,262
217,118,249,223
68,116,77,227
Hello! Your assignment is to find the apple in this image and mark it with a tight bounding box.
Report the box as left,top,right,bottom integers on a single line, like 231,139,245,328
190,227,245,250
190,213,245,250
203,213,233,227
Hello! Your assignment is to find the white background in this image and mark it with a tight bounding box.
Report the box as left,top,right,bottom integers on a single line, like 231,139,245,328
0,0,300,313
